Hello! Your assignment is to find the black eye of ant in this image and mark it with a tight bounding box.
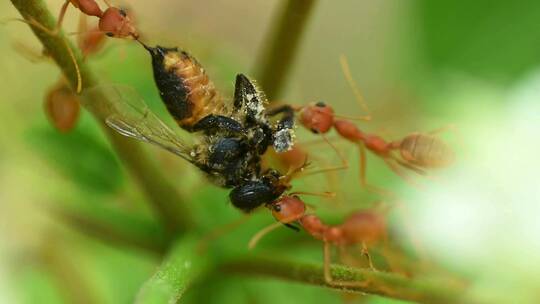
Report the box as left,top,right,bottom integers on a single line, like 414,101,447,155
315,101,326,107
273,204,282,212
119,9,127,17
106,32,114,37
310,128,319,134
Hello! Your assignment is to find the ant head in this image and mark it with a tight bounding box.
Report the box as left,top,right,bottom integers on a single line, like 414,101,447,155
341,211,386,245
76,0,103,17
299,102,334,134
269,195,306,224
99,7,138,39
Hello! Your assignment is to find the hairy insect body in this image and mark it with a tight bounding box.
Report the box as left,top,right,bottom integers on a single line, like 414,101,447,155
142,45,296,211
147,46,230,130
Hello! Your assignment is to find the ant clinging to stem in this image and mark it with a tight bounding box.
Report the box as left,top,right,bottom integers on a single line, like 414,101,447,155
13,0,139,93
250,195,388,287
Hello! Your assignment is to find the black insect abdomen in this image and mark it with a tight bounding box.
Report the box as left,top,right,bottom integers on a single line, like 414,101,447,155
146,46,192,122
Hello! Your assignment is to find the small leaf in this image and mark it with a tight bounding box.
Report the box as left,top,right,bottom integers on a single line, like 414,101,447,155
135,235,209,304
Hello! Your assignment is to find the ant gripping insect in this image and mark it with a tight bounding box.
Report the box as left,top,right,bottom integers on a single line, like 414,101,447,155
85,42,298,213
249,195,387,287
54,1,138,39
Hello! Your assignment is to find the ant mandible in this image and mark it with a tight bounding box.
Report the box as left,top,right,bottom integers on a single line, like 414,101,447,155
250,195,387,287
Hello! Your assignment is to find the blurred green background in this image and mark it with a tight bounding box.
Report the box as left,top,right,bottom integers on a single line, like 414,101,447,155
1,1,540,303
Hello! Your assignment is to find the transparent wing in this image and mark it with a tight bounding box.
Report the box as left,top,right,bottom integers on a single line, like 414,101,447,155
82,84,193,162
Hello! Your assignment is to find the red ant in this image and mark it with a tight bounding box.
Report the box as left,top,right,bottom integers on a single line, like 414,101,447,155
290,56,454,190
11,0,139,93
250,195,388,287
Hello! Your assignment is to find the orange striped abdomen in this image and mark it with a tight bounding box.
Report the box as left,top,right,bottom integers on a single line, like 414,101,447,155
146,45,225,131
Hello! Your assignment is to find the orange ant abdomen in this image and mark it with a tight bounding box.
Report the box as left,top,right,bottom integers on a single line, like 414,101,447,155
299,102,334,133
398,133,454,168
44,80,80,132
144,46,222,131
341,211,385,245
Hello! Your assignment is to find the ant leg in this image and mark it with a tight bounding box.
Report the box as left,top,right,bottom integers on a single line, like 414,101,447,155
11,41,49,63
339,54,371,119
358,144,396,197
427,124,456,136
248,221,284,250
10,11,83,93
391,155,427,176
289,191,335,198
299,134,349,177
102,0,113,8
323,242,370,288
382,157,422,188
361,242,377,271
56,0,71,34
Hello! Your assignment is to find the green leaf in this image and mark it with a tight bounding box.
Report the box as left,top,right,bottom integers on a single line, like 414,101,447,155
135,234,209,304
25,115,124,196
419,0,540,82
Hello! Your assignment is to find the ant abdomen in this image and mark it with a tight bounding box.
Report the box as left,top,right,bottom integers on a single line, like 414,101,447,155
145,46,222,131
341,211,385,245
399,133,454,168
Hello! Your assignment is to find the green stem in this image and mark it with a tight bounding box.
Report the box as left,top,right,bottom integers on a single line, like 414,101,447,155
254,0,317,100
10,0,192,233
51,202,169,255
222,255,477,304
135,235,209,303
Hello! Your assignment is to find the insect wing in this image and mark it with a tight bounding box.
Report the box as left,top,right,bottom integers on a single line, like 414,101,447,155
82,84,193,161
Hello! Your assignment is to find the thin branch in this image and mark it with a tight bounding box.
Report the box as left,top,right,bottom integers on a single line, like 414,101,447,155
254,0,317,100
221,255,478,304
135,235,209,304
51,202,170,255
10,0,193,233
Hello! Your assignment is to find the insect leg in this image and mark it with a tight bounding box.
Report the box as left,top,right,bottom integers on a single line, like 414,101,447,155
358,143,395,197
382,157,422,188
323,242,370,288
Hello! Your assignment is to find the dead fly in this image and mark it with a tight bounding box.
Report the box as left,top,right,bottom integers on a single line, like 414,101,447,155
84,44,297,213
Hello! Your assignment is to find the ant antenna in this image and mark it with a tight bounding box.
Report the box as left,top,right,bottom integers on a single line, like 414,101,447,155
339,54,371,118
289,191,336,198
248,221,283,249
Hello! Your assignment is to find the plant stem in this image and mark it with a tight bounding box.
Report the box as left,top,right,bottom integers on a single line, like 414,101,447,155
222,255,477,304
254,0,317,100
10,0,192,233
135,234,209,304
51,202,169,255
